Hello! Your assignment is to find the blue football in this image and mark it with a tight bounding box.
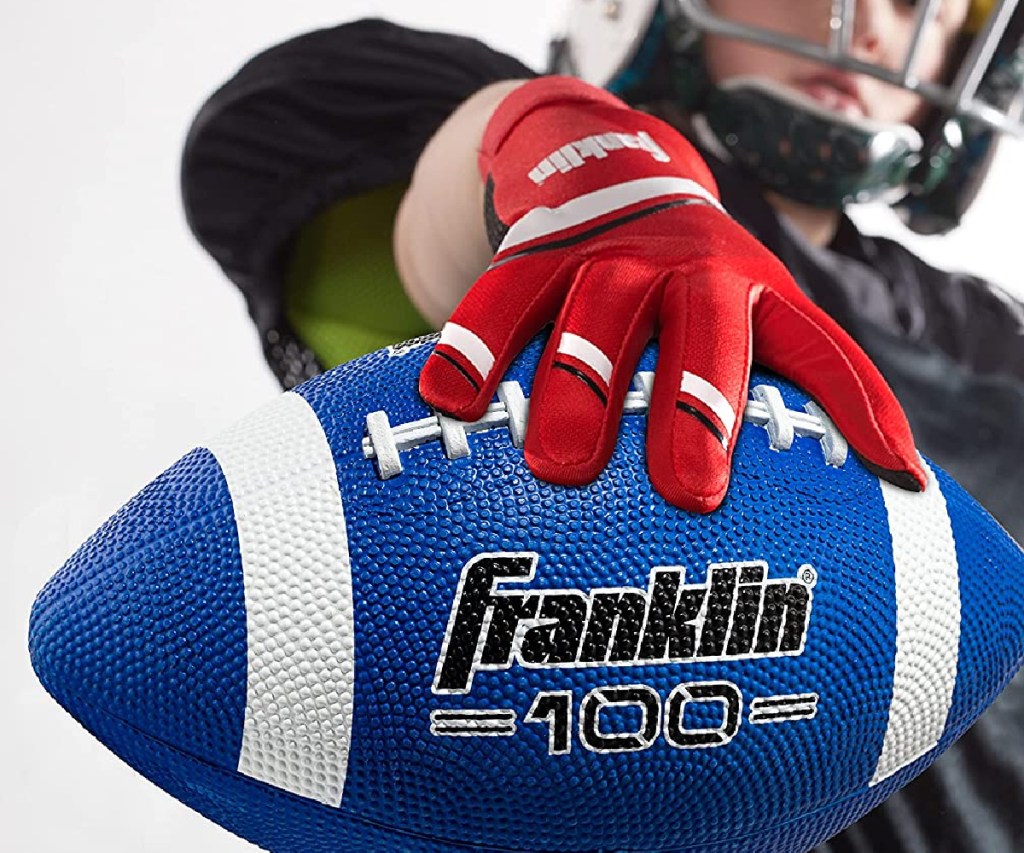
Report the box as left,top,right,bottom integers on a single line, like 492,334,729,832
29,334,1024,853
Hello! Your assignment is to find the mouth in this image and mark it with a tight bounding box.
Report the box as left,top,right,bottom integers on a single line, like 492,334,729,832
795,75,867,119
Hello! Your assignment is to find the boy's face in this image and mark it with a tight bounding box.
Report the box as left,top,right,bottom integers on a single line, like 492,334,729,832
702,0,972,125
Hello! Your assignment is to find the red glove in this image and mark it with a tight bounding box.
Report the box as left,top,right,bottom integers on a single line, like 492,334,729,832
419,76,925,512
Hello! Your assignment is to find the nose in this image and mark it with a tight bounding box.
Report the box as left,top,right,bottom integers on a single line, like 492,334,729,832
850,0,897,61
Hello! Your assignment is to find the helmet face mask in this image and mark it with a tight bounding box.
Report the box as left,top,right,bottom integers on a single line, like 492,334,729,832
676,0,1022,133
552,0,1024,233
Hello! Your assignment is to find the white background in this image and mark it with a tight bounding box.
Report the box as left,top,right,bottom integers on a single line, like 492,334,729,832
2,3,1021,851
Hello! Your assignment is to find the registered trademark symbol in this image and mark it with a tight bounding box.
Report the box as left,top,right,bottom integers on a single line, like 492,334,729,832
800,564,818,587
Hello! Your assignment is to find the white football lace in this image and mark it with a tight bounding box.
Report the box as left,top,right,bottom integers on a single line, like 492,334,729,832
362,371,848,480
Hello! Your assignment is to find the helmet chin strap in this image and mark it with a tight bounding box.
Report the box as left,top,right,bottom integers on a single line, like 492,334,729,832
694,77,926,209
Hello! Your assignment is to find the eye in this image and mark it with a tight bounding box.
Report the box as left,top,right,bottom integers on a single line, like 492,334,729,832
893,0,967,27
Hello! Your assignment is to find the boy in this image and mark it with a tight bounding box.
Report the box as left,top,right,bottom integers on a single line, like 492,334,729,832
182,2,1024,848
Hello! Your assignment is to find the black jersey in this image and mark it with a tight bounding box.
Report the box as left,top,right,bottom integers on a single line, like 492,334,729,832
182,18,1024,852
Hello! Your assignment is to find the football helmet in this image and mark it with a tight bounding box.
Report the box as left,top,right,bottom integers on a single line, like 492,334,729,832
552,0,1024,233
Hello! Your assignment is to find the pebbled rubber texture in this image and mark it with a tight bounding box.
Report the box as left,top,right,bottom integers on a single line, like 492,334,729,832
29,334,1024,853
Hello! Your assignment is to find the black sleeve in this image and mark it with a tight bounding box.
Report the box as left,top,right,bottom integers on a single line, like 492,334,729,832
833,223,1024,382
816,224,1024,542
180,19,536,384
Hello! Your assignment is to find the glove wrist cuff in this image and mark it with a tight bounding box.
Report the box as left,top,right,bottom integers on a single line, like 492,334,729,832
479,77,720,237
479,76,630,173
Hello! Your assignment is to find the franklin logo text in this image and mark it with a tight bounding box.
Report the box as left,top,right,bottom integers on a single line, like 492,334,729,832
433,553,815,695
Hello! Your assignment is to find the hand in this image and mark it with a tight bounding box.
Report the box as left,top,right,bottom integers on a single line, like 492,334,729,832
418,77,925,512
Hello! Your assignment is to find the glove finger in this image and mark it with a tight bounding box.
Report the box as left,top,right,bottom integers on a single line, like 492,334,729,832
419,251,572,422
524,257,663,486
752,287,925,491
647,269,756,513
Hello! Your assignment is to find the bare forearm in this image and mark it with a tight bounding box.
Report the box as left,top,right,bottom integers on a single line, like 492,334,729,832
393,79,528,328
